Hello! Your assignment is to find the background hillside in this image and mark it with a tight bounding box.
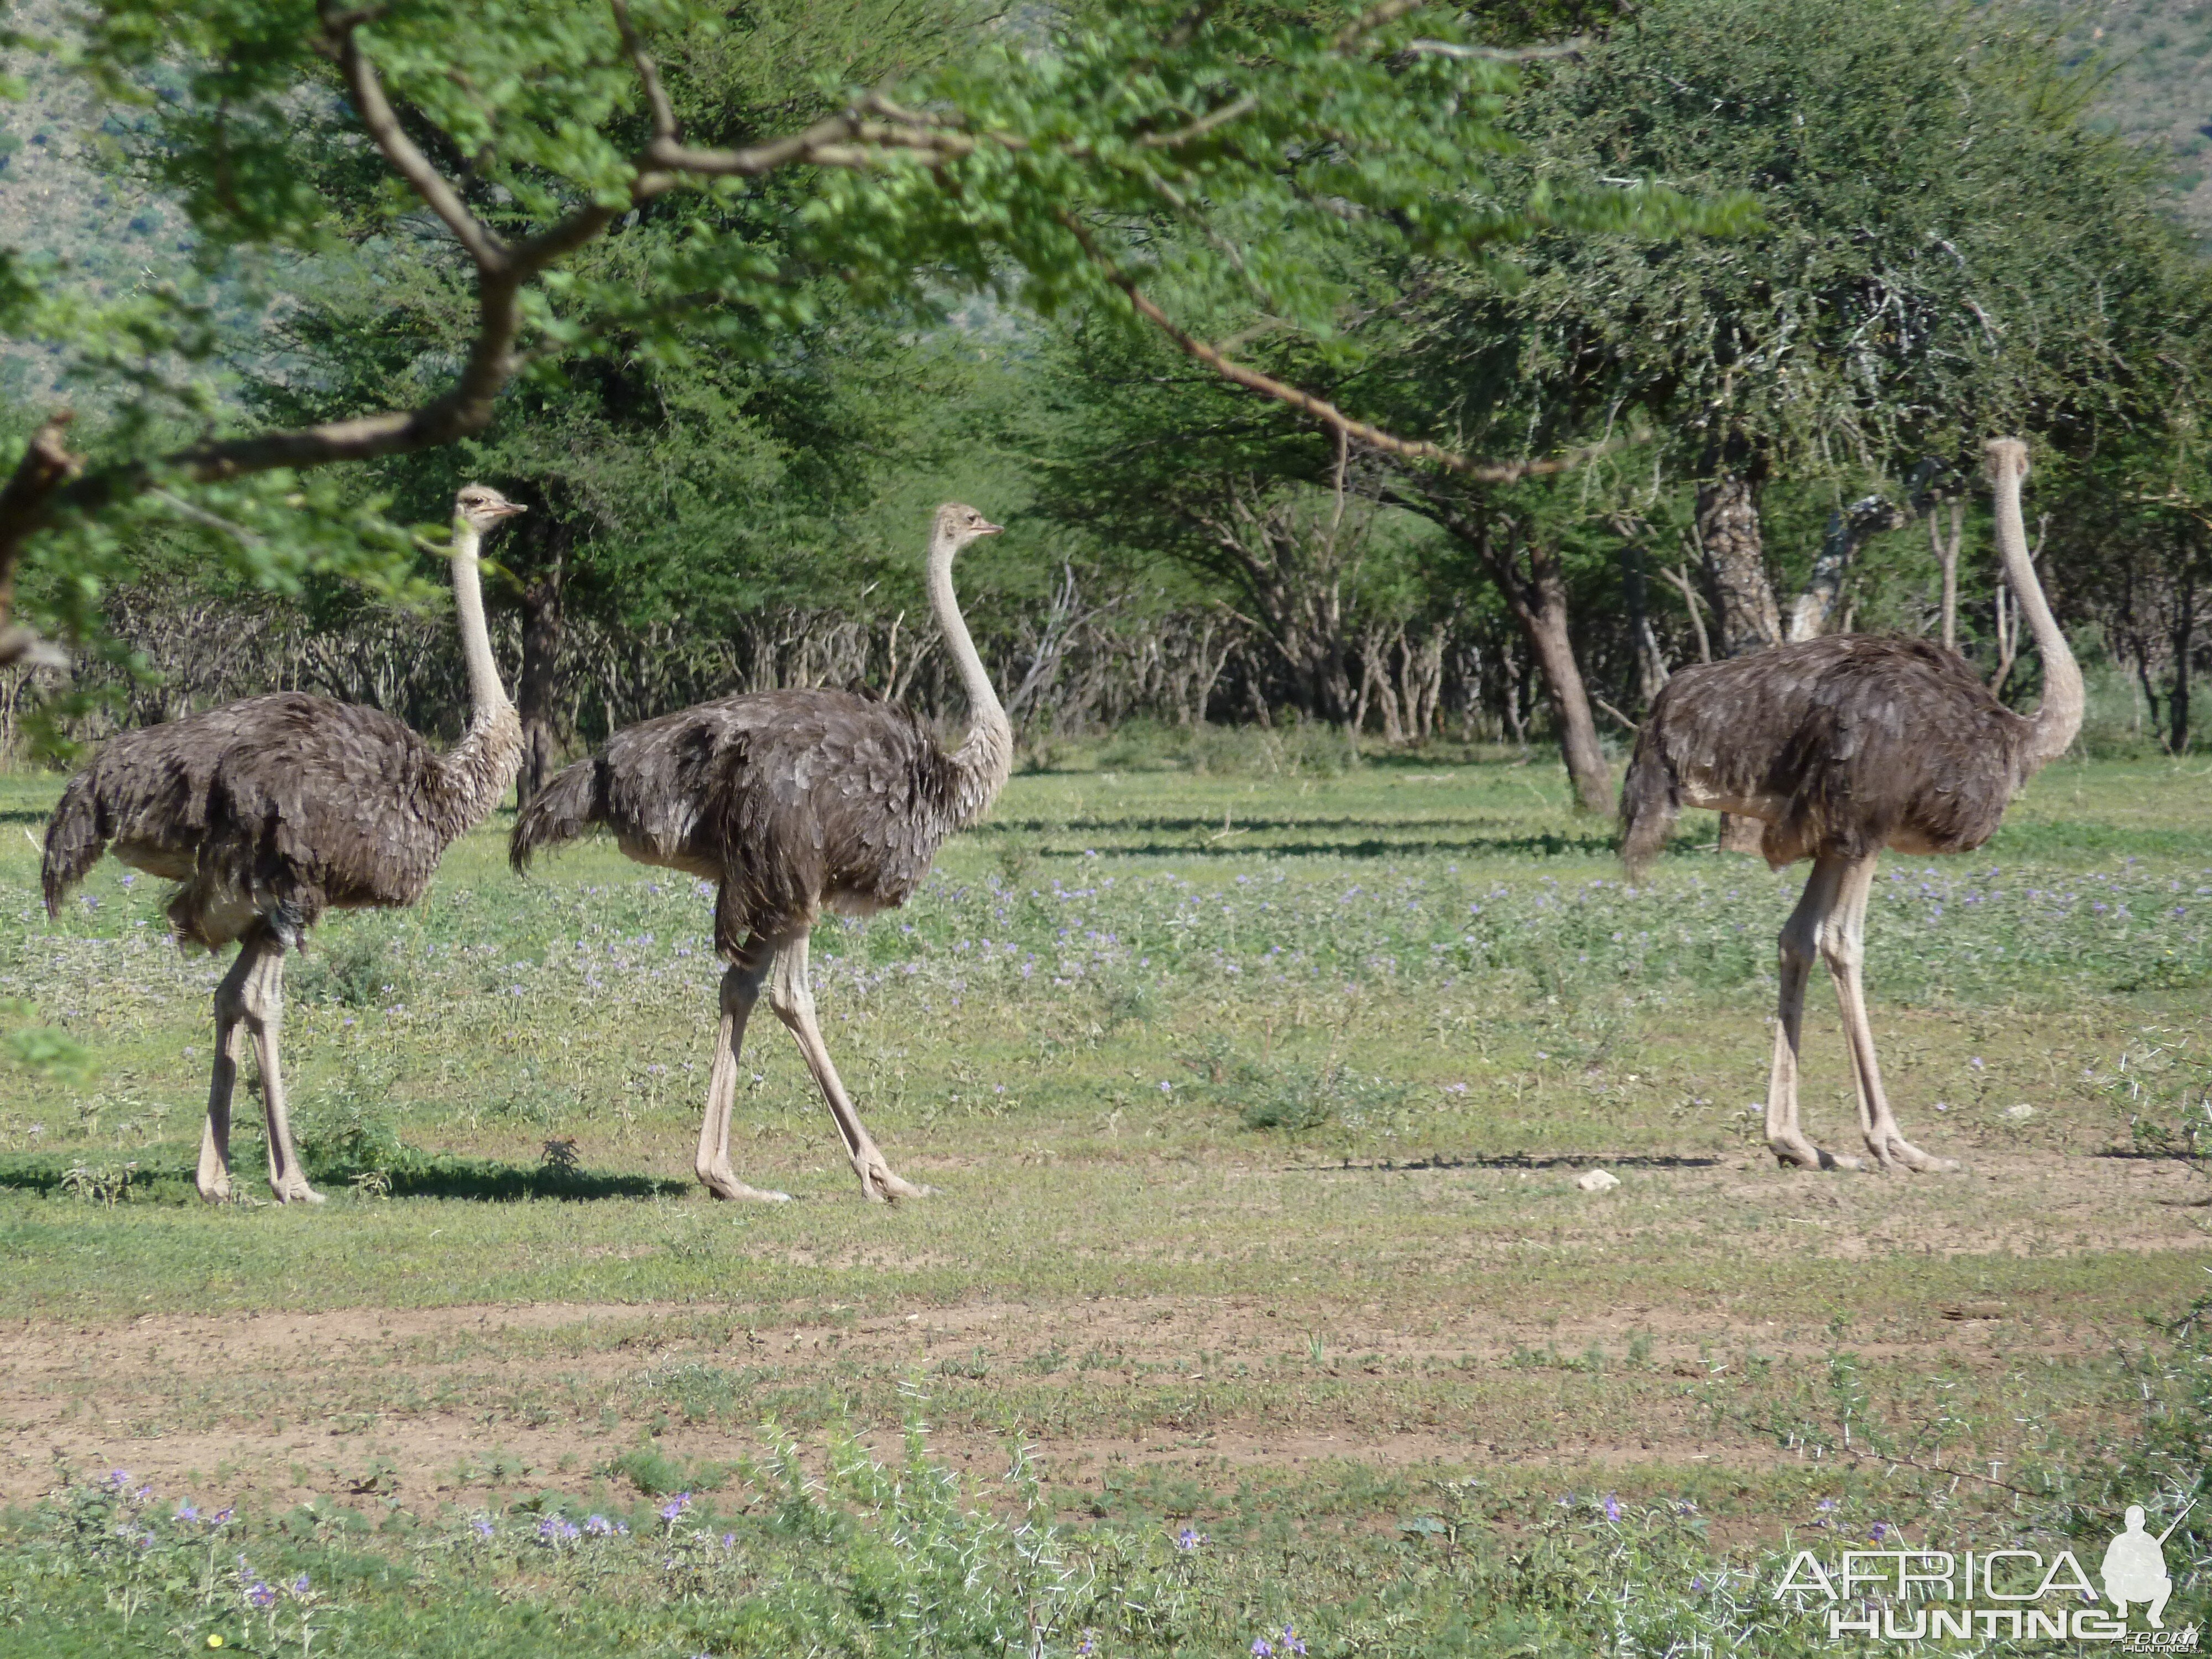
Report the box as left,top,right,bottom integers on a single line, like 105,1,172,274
2042,0,2212,231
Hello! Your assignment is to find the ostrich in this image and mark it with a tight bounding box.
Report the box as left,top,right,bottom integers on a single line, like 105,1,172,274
42,485,529,1203
509,503,1009,1204
1620,438,2080,1173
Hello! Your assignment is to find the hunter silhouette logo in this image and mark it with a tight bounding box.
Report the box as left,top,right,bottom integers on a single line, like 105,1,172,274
1774,1499,2198,1645
2104,1503,2189,1630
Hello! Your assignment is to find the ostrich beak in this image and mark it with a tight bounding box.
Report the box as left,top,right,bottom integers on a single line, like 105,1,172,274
491,500,528,519
973,519,1003,536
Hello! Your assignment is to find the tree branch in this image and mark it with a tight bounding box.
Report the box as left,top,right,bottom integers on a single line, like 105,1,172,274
1332,0,1426,50
9,22,1012,560
1062,213,1620,483
1398,35,1588,62
0,0,1491,592
1136,92,1258,149
608,0,678,144
322,2,507,272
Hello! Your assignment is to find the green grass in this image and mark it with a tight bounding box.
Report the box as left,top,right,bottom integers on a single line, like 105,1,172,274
1,749,2209,1653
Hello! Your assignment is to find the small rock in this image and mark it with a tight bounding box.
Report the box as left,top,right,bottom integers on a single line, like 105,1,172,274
2002,1103,2036,1123
1575,1168,1621,1193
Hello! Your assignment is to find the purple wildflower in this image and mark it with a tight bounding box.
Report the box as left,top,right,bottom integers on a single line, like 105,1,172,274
291,1574,311,1596
660,1492,692,1522
1253,1641,1274,1658
1603,1494,1622,1523
247,1582,276,1610
1280,1626,1308,1656
175,1503,199,1522
471,1517,495,1540
1175,1526,1204,1552
584,1515,613,1537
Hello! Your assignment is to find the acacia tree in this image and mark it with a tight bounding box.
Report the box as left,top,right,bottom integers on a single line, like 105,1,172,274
231,0,992,796
0,0,1672,681
1477,0,2191,656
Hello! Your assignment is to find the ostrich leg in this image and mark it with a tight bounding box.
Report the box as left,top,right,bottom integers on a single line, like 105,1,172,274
694,943,792,1203
1765,856,1862,1172
768,932,930,1203
236,937,321,1203
196,932,264,1203
1824,854,1959,1173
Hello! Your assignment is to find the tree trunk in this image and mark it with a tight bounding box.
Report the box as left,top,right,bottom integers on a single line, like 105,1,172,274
1934,498,1963,652
515,558,563,804
1614,526,1670,707
1518,571,1613,813
1480,524,1611,812
1695,471,1782,658
1402,488,1611,811
1697,465,1780,852
1500,642,1526,747
1788,497,1902,643
2172,568,2197,755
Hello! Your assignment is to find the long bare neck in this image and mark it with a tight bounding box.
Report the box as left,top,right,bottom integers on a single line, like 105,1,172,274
451,521,509,723
926,534,1012,826
437,518,523,836
1989,446,2082,770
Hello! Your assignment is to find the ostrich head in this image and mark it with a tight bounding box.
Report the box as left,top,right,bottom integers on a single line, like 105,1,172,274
453,484,527,536
931,502,1002,554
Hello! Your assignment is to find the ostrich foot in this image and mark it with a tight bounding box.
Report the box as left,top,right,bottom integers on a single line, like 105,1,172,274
195,1173,232,1205
854,1154,931,1204
1866,1135,1960,1175
270,1178,325,1205
1770,1138,1863,1173
697,1164,793,1203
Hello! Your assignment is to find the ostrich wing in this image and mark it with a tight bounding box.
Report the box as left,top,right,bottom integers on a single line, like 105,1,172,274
586,689,956,951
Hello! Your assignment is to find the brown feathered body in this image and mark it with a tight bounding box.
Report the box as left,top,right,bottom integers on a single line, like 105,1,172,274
1621,635,2038,879
510,687,1009,956
43,691,523,949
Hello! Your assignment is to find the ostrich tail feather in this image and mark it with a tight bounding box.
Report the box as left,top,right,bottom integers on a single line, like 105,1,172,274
509,756,602,872
41,771,106,917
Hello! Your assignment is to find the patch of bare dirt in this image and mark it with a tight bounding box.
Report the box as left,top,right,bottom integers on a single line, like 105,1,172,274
2,1150,2193,1513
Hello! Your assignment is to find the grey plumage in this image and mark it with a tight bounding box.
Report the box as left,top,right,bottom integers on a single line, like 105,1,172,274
1621,635,2034,880
1616,439,2081,1175
509,503,1012,1205
40,484,528,1204
46,691,520,948
513,688,993,952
